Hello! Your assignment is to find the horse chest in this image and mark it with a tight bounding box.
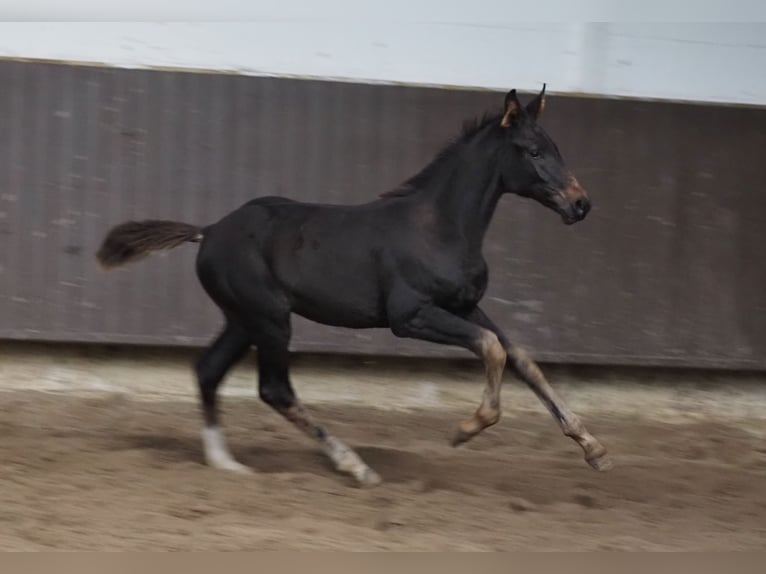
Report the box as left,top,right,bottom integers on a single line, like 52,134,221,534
424,258,489,310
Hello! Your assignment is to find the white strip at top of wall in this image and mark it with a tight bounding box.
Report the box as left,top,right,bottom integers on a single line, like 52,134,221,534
0,21,765,106
4,0,766,22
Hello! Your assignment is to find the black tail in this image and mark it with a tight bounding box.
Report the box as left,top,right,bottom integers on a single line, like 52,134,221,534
96,220,203,269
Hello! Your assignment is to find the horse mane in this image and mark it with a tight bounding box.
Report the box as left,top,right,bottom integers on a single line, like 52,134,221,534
379,111,501,199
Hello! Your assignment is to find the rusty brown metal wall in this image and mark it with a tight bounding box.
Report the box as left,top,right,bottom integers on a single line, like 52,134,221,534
1,60,765,369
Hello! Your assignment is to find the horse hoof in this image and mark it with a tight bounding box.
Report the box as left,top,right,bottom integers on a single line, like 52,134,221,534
449,427,474,448
209,459,254,475
587,453,613,472
356,468,382,488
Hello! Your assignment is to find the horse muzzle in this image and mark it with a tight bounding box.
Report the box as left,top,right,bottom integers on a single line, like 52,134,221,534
558,178,591,225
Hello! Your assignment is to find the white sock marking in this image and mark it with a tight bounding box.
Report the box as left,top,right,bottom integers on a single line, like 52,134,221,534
201,426,252,474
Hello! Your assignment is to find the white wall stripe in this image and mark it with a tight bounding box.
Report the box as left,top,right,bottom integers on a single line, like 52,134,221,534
0,20,765,106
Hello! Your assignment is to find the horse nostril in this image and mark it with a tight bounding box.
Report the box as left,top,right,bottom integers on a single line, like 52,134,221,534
574,198,590,216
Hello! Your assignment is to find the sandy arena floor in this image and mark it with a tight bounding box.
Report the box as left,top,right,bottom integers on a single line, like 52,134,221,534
0,344,764,551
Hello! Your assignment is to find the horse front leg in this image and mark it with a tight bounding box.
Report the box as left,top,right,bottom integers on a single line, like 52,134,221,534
465,307,613,471
388,302,507,445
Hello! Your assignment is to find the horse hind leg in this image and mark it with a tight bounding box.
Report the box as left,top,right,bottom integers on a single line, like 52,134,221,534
254,323,381,487
196,321,252,473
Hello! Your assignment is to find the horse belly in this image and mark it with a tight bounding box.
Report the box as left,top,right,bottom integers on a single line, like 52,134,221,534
266,208,390,327
276,248,386,328
291,281,386,328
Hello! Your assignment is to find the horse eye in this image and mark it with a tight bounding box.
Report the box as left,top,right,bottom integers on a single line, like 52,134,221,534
530,148,540,158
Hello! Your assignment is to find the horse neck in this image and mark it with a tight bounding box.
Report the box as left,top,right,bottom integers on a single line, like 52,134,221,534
419,131,504,252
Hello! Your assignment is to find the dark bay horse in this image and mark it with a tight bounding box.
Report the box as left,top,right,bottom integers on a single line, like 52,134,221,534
97,85,611,486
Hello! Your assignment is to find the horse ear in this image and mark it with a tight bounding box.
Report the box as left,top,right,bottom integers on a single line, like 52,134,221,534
501,89,521,127
525,83,546,119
